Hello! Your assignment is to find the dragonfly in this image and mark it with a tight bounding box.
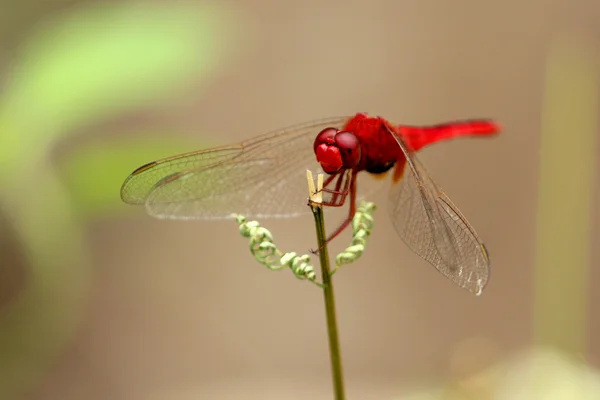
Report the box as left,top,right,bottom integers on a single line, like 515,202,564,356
121,112,499,295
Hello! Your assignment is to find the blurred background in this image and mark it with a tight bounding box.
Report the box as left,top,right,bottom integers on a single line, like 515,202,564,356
0,0,599,399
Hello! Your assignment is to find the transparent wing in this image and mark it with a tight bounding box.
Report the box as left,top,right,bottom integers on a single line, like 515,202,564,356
120,116,350,219
386,127,490,295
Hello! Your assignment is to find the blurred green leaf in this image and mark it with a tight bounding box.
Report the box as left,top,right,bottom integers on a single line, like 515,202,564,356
59,136,213,217
0,2,242,396
0,2,234,142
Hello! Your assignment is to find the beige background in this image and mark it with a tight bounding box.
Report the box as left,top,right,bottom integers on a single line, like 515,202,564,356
1,0,599,399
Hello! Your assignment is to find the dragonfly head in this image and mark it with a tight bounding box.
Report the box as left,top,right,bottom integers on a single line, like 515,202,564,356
313,127,361,174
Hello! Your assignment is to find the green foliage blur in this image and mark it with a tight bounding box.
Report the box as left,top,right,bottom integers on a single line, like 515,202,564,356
0,3,239,397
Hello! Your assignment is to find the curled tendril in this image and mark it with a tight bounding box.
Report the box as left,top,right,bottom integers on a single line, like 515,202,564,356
281,252,317,282
235,215,323,287
332,202,377,275
234,201,376,287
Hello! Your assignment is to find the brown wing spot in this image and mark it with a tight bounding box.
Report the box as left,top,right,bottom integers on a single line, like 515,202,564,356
157,171,185,186
481,243,490,264
131,161,158,176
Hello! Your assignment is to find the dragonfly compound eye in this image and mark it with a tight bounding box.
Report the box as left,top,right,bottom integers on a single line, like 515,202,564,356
314,129,361,173
314,127,343,173
314,128,338,152
334,131,361,169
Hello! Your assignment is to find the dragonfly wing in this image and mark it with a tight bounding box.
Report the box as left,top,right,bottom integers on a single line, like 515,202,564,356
386,128,490,295
145,148,317,219
121,117,350,219
120,146,242,205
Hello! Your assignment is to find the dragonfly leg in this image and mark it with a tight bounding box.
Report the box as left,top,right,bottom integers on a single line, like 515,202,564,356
321,172,347,205
310,170,358,254
309,171,350,208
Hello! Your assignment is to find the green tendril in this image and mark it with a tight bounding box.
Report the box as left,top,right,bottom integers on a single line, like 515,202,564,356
234,201,376,285
235,215,324,287
332,201,377,275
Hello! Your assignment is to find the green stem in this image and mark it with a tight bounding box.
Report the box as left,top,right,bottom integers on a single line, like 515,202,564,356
312,205,345,400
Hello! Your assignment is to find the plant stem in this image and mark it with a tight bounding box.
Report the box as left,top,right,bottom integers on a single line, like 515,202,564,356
312,205,345,400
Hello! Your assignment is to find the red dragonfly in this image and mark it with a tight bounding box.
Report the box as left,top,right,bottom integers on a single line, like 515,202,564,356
121,113,499,295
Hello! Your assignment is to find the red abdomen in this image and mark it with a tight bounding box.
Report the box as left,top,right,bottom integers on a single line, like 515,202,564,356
397,120,499,151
